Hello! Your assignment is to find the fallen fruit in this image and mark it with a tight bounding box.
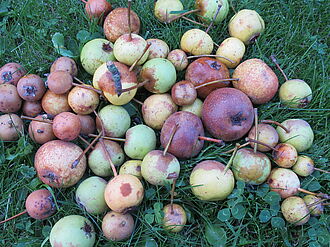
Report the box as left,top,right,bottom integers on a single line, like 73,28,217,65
102,211,135,241
0,83,22,113
281,196,310,225
162,203,187,232
0,113,24,141
180,29,214,55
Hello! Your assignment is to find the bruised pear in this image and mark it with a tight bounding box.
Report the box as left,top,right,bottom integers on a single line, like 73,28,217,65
216,37,246,68
141,58,177,93
22,101,43,117
28,114,56,144
196,0,229,24
303,195,324,216
103,8,140,42
50,215,95,247
124,124,157,160
34,140,87,188
17,74,46,101
80,38,115,75
180,29,213,55
248,124,279,152
232,58,278,104
76,176,108,214
113,34,149,66
25,189,56,220
141,150,180,185
102,211,134,241
88,140,125,177
279,79,312,108
68,86,99,115
0,113,24,141
185,57,230,99
0,84,22,113
41,90,71,116
171,80,197,106
163,204,187,233
202,88,254,141
0,62,26,85
52,112,81,141
160,111,204,159
232,148,271,185
119,160,142,179
47,71,73,95
292,155,315,177
142,94,177,130
267,168,300,198
50,56,78,77
190,160,234,201
276,119,314,152
147,38,170,60
84,0,112,19
272,143,298,168
281,196,310,225
104,174,144,213
78,115,95,136
93,62,137,105
228,9,265,45
154,0,183,23
167,49,188,71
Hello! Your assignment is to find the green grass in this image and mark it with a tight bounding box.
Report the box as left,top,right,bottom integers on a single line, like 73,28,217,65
1,0,330,246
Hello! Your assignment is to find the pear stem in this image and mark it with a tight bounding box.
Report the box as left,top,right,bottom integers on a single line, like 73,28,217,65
127,0,132,41
194,78,239,89
213,42,220,48
78,135,95,150
245,137,278,152
166,9,200,23
306,198,327,208
260,120,290,133
224,143,240,173
297,188,330,200
72,132,102,168
198,136,224,145
21,115,53,124
222,142,250,154
270,55,289,81
121,80,149,93
0,210,27,224
72,82,102,94
314,167,330,174
254,108,258,153
132,98,144,105
205,4,222,33
170,179,177,214
181,16,208,27
323,203,330,206
88,134,125,142
94,110,118,177
163,123,179,156
129,43,152,72
187,54,235,64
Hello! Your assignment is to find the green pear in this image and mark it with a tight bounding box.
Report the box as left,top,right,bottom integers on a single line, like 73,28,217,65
196,0,229,24
124,124,157,159
279,79,312,108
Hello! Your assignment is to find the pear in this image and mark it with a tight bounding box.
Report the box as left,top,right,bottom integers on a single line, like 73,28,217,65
216,37,246,68
228,9,265,45
180,98,203,118
281,196,310,225
279,79,312,107
180,29,214,55
196,0,229,24
124,124,157,160
154,0,183,23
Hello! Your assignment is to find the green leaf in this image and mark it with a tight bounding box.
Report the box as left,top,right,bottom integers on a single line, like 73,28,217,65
231,204,246,220
256,183,270,197
138,238,158,247
236,180,245,190
271,217,285,228
308,242,321,247
259,209,272,223
51,32,65,49
217,208,231,222
307,181,321,191
58,48,75,58
264,191,281,205
205,224,227,247
18,165,36,179
145,188,156,200
270,203,280,216
42,225,52,238
145,213,154,224
308,228,317,239
76,30,91,43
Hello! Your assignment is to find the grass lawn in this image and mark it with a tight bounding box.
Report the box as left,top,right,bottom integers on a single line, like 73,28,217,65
0,0,329,246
